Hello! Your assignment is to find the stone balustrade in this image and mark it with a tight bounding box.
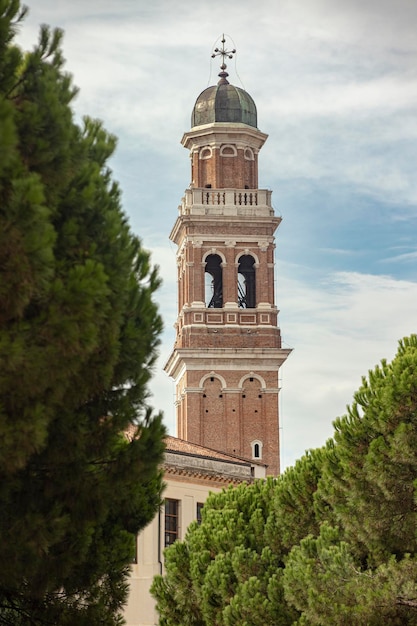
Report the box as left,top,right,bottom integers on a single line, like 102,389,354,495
179,188,274,217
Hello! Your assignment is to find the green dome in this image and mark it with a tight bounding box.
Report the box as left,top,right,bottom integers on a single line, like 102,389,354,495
191,73,257,128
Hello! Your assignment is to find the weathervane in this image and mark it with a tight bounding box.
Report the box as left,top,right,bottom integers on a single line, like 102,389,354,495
211,34,236,83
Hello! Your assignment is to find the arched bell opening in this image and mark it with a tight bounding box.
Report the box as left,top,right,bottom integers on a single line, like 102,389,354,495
238,255,256,308
205,254,223,308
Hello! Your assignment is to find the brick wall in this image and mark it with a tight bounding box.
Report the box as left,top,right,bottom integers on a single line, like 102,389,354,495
193,147,257,189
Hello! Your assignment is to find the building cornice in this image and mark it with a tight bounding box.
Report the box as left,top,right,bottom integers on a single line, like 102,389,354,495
164,346,291,379
181,122,268,152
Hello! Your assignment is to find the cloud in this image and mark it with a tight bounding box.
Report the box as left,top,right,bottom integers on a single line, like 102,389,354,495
382,250,417,264
279,270,417,468
19,2,417,206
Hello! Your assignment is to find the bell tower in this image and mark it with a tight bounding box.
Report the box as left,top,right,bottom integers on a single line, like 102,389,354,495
165,38,290,475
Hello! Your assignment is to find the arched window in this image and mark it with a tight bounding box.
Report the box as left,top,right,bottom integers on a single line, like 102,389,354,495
220,144,237,157
244,147,254,160
238,255,256,308
200,146,212,159
251,440,263,459
205,254,223,308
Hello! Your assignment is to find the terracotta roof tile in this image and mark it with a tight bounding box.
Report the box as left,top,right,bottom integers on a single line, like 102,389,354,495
124,427,265,467
165,435,262,466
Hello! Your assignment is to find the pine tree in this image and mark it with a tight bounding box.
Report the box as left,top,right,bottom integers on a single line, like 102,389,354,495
283,335,417,625
152,479,299,626
0,3,165,623
318,335,417,564
264,445,328,556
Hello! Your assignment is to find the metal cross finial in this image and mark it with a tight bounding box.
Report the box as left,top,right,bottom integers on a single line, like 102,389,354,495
211,34,236,72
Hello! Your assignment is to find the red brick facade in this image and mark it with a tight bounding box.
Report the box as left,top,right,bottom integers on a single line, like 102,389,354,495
192,145,258,189
165,119,290,476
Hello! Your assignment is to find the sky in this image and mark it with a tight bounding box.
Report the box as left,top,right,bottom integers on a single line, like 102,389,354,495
16,0,417,470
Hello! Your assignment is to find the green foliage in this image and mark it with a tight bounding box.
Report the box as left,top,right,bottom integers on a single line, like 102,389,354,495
152,541,205,626
0,2,165,623
284,334,417,624
264,446,328,556
284,527,417,625
152,480,299,625
318,335,417,564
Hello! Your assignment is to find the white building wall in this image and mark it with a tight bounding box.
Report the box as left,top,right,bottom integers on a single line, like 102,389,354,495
123,476,224,626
